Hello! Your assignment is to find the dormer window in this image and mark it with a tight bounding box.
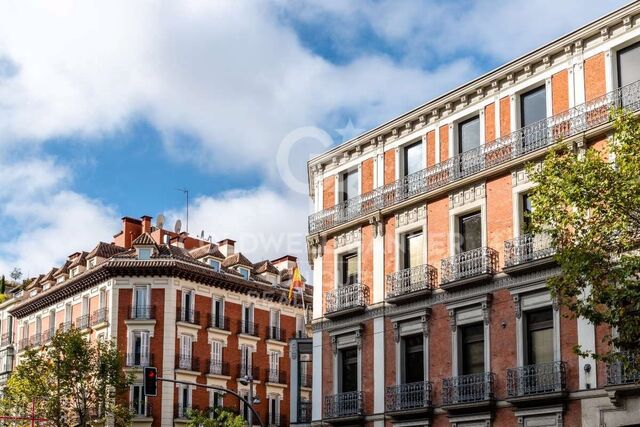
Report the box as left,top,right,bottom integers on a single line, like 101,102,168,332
56,276,65,284
70,267,79,277
208,259,221,272
138,248,152,260
87,258,97,269
42,283,51,291
238,267,250,280
15,290,23,298
29,289,38,297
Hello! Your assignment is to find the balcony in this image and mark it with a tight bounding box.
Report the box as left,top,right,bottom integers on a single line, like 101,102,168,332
177,308,200,325
125,352,154,368
440,247,498,289
265,368,286,384
176,354,200,372
605,352,640,404
17,338,29,351
127,305,156,321
237,364,260,381
41,328,55,344
76,314,90,330
504,233,555,274
268,414,287,427
29,333,41,347
298,401,312,423
59,321,74,332
325,283,370,319
386,264,437,304
131,402,152,418
208,314,230,331
506,361,567,405
308,80,640,235
91,307,109,326
207,360,230,376
237,320,259,337
323,391,364,422
267,326,287,342
385,381,433,417
175,404,197,419
442,372,495,412
0,334,11,347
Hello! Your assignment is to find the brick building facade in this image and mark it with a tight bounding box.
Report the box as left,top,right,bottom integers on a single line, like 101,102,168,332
306,3,640,426
0,215,312,426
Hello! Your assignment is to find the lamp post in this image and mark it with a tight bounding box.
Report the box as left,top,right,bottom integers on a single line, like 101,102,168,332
241,374,260,426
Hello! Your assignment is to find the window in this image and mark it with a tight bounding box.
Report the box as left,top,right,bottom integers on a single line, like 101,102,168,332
64,303,72,324
339,347,358,393
269,351,280,382
340,252,358,286
525,308,554,365
42,283,50,291
241,345,252,377
404,141,423,177
138,248,152,260
179,335,192,369
458,116,480,154
341,169,359,202
242,303,254,334
99,289,107,309
212,297,224,328
270,309,281,340
131,385,146,416
521,86,547,128
211,340,223,374
133,286,148,319
402,231,423,270
460,323,485,375
458,212,482,253
131,331,150,366
210,391,223,409
29,290,37,297
208,258,221,272
618,41,640,88
521,193,533,233
295,315,305,338
402,334,424,384
238,267,250,280
269,396,280,425
181,289,194,322
179,386,191,416
56,276,64,284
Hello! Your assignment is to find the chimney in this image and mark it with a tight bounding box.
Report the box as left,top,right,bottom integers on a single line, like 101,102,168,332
141,215,152,234
272,255,297,272
218,239,236,257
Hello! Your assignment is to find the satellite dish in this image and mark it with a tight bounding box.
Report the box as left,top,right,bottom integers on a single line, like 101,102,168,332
156,214,165,229
200,230,205,239
174,219,182,234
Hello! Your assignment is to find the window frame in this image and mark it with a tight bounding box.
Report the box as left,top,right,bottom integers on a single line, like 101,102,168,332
457,114,481,155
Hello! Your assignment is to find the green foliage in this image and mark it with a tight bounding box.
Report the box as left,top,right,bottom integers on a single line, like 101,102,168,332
186,407,246,427
527,109,640,365
9,268,21,282
2,327,132,426
0,275,5,294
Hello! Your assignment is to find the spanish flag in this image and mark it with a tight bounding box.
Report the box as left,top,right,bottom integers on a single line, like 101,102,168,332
288,266,304,302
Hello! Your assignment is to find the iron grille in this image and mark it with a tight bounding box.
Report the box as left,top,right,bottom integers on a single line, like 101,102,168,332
131,402,152,418
127,305,155,320
177,308,200,324
298,401,312,423
0,334,11,346
386,264,437,299
308,80,640,233
208,360,230,376
440,247,498,284
323,391,364,419
385,381,432,412
208,314,229,330
125,352,154,368
238,320,259,337
506,361,567,397
607,352,640,385
41,328,55,343
237,364,260,381
442,372,495,405
59,321,73,332
76,314,90,330
91,307,109,325
265,368,286,384
176,354,200,371
325,283,370,315
29,334,41,347
504,233,555,267
268,326,287,341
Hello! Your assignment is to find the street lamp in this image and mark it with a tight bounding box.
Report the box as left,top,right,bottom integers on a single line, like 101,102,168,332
240,374,260,426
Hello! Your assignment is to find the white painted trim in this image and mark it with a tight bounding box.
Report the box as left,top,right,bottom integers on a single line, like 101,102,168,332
373,317,385,414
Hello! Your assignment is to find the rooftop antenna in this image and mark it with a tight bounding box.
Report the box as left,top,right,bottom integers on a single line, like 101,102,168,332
207,235,212,242
200,230,205,239
175,188,189,233
174,219,182,234
156,213,166,230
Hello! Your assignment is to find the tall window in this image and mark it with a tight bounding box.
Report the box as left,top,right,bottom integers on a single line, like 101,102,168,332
521,86,547,127
339,347,358,393
133,286,148,319
525,308,554,365
340,252,358,286
210,391,223,409
179,335,192,369
270,309,281,340
242,303,254,334
131,331,149,366
296,315,305,338
521,193,533,233
404,141,423,176
131,385,146,416
402,335,424,384
458,116,480,154
269,396,280,425
458,212,482,253
460,323,484,375
241,345,252,377
269,351,280,382
213,297,224,328
181,289,194,322
179,386,191,416
341,169,359,202
402,231,423,270
618,41,640,88
211,340,223,374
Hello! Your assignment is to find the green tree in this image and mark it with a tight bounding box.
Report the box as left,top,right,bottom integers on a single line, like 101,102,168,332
9,268,21,283
0,275,6,294
2,327,132,426
527,109,640,366
186,407,246,427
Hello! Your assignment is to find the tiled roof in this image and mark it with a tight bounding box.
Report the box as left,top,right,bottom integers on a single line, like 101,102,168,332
132,232,156,246
222,252,253,268
253,260,279,275
68,252,88,269
53,260,71,277
189,244,225,260
87,242,126,259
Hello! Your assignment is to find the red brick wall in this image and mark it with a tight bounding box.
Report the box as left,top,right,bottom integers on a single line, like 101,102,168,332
585,52,606,101
595,323,611,387
500,96,511,137
323,176,335,209
384,150,395,184
485,102,496,142
384,317,396,390
361,224,374,297
383,216,396,279
427,130,436,167
323,238,335,315
362,158,374,193
552,70,569,114
486,174,513,269
439,125,449,161
322,332,333,398
360,319,374,414
428,304,452,406
427,197,449,274
490,289,518,398
560,306,580,391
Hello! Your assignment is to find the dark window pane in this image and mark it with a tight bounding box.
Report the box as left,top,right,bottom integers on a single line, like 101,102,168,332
526,308,554,365
618,42,640,88
521,86,547,127
341,253,358,286
521,193,532,232
458,116,480,154
404,141,423,176
341,348,358,392
461,323,484,375
459,212,482,252
403,334,424,384
403,232,423,269
342,170,359,202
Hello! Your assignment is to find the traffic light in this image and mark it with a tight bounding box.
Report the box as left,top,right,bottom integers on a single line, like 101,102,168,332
144,367,158,397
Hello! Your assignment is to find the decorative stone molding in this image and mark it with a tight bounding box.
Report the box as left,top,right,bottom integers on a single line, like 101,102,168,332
355,329,362,349
369,214,384,238
334,228,361,249
623,16,632,30
396,205,427,227
513,294,522,319
449,183,486,209
290,340,298,360
331,336,337,355
393,322,400,343
482,300,491,325
511,168,531,187
448,309,456,332
421,313,430,338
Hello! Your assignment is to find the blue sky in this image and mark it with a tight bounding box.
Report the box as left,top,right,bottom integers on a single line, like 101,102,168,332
0,0,628,278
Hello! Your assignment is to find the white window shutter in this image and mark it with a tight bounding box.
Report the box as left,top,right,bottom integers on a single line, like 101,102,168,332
141,332,150,366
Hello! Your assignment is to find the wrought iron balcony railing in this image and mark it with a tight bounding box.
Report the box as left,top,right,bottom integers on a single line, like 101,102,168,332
237,364,260,381
308,80,640,234
29,333,41,347
125,352,154,368
385,381,433,412
325,283,370,317
76,314,90,330
440,247,498,286
208,314,229,331
176,354,200,372
91,307,109,326
323,391,364,419
177,308,200,325
237,320,259,337
506,361,567,398
41,328,55,344
131,402,152,418
127,305,156,320
268,414,287,427
298,401,312,423
504,233,555,269
267,326,287,342
386,264,437,301
607,352,640,386
207,360,230,376
175,404,196,419
0,333,11,346
265,368,286,384
59,321,74,332
442,372,495,406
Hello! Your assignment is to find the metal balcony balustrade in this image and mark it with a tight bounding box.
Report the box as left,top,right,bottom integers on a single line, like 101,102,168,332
131,402,152,418
237,364,260,380
267,326,287,342
177,308,200,325
504,233,555,269
506,361,567,398
29,333,41,347
176,354,200,372
323,391,364,419
127,305,156,320
385,381,433,412
208,314,230,331
298,401,312,423
265,368,286,384
76,314,90,330
175,404,197,419
125,352,154,368
325,283,370,317
442,372,495,406
207,360,230,376
386,264,437,302
440,247,498,286
308,80,640,234
607,352,640,386
91,307,108,326
41,328,55,344
0,334,11,347
237,320,259,337
59,321,74,332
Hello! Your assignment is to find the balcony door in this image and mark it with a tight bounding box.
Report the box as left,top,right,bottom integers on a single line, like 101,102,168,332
403,231,424,270
525,308,554,365
618,41,640,88
340,252,358,287
458,212,482,253
460,323,485,375
133,287,148,318
520,85,547,149
403,141,424,196
339,347,358,393
402,334,424,384
341,170,359,203
458,116,481,175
